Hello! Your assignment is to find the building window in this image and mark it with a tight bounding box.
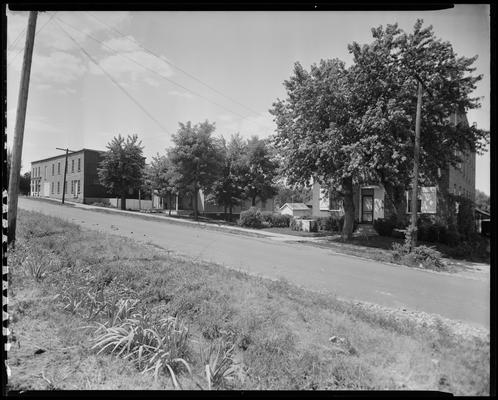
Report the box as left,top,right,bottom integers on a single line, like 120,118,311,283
57,182,60,194
44,166,47,179
71,181,74,194
77,158,81,172
58,162,61,175
77,180,81,194
52,164,54,176
71,159,74,173
51,182,54,194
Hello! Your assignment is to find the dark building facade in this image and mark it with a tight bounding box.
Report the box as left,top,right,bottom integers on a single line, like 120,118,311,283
30,149,108,204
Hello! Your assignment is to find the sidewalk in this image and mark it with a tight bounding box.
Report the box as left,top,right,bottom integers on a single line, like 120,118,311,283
29,196,326,242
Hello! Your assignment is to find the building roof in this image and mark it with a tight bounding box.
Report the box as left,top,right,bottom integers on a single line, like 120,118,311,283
279,202,310,211
475,207,490,217
31,148,105,165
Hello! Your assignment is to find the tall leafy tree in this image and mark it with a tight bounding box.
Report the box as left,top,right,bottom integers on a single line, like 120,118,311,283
271,20,488,239
207,133,247,221
19,172,31,195
98,134,145,210
168,120,223,220
475,190,490,213
347,20,488,222
241,136,278,206
271,59,364,239
148,154,179,216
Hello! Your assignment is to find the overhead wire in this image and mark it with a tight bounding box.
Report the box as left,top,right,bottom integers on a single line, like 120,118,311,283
8,26,26,50
54,18,170,133
54,14,259,126
7,12,58,66
85,11,264,118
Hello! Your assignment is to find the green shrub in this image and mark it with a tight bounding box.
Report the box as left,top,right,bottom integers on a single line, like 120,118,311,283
238,207,264,228
316,215,342,232
441,226,461,247
271,213,291,228
391,240,446,271
417,222,448,243
290,218,300,231
259,212,291,228
261,211,274,224
457,197,475,241
408,245,446,270
373,218,395,237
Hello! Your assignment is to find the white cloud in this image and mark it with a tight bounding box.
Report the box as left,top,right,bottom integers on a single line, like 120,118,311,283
217,111,276,139
168,90,194,99
31,51,87,85
101,35,141,52
6,109,64,149
89,49,174,86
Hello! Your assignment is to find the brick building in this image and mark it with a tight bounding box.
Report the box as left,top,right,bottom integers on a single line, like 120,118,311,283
30,149,108,204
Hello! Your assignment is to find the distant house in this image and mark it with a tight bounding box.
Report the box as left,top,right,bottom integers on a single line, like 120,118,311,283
279,203,312,218
152,190,275,215
311,111,476,226
30,149,108,204
475,208,490,235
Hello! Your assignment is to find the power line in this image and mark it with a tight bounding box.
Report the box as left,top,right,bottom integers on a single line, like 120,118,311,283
85,11,263,118
55,19,169,133
8,27,26,50
54,14,257,124
7,12,58,66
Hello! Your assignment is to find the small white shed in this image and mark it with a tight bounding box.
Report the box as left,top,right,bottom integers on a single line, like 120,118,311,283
279,203,312,218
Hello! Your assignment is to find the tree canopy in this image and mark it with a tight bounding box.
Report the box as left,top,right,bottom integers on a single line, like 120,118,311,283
98,134,145,210
147,154,179,215
241,136,279,206
206,133,248,220
271,19,488,238
168,120,223,219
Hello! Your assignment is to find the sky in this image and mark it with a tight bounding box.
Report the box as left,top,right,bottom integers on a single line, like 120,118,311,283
5,5,491,194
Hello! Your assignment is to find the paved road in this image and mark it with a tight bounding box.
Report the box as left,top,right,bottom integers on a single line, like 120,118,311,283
18,197,490,329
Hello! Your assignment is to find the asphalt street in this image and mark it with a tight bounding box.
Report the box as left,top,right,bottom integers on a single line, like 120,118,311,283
18,197,490,329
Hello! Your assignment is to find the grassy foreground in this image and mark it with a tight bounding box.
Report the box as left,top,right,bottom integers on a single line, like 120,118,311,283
7,210,489,393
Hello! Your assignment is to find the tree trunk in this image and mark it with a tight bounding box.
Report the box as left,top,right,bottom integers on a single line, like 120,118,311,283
252,195,256,207
229,203,233,222
120,195,126,210
224,204,227,221
341,178,355,240
193,188,199,220
168,193,172,216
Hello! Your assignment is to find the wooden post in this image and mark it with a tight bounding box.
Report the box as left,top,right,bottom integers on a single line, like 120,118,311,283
409,80,423,249
60,148,68,204
8,11,38,245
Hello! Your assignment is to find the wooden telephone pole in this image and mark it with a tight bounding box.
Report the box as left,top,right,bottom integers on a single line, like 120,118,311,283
409,80,423,250
56,148,76,204
8,11,38,245
408,73,433,250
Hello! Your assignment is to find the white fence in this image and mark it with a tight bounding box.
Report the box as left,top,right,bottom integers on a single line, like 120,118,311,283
109,198,153,210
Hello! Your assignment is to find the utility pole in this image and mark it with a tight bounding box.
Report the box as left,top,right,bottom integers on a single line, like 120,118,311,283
8,11,38,245
409,80,423,250
56,148,75,204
